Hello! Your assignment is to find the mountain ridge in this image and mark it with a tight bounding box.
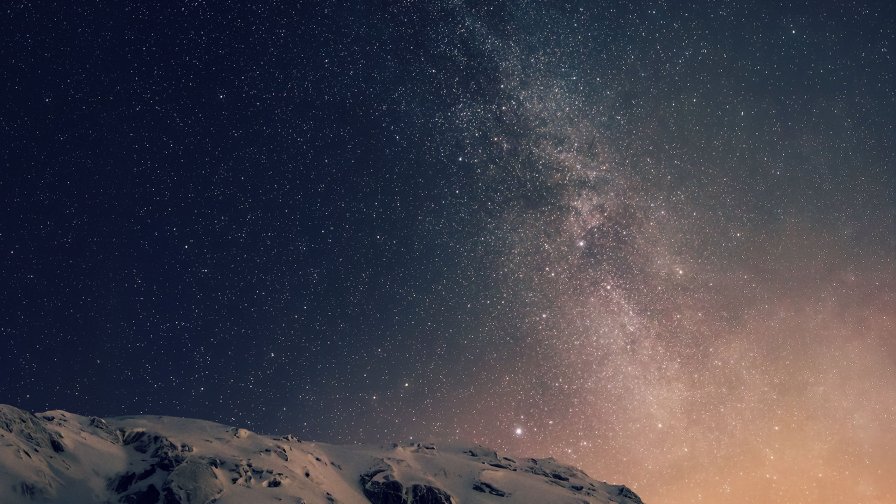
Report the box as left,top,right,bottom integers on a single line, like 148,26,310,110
0,404,644,504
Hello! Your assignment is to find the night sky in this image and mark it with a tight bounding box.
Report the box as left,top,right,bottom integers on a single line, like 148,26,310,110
2,2,894,503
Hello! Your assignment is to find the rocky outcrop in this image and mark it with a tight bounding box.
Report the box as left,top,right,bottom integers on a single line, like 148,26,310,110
122,430,185,470
108,427,227,504
464,445,645,503
0,404,66,455
360,460,453,504
88,416,123,444
162,458,224,504
360,463,407,504
409,483,452,504
612,485,644,504
472,480,507,497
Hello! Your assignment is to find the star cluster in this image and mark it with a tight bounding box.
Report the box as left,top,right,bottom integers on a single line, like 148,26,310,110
1,2,893,503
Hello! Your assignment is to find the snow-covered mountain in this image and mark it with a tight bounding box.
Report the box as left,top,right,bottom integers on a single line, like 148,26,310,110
0,404,644,504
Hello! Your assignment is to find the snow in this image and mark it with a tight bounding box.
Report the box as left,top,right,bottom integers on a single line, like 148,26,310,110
0,404,644,504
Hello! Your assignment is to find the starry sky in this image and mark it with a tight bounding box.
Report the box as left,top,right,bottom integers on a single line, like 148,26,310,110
2,1,894,503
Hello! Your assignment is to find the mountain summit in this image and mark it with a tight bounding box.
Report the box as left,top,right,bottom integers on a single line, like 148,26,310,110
0,404,643,504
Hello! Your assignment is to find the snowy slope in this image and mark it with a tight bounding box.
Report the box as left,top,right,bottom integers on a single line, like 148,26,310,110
0,404,644,504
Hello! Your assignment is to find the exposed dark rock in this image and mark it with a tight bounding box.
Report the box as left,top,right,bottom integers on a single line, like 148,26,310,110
524,465,551,478
410,483,453,504
472,480,507,497
109,464,160,496
0,405,64,454
136,466,156,482
614,485,644,504
89,417,109,429
230,460,278,488
88,416,122,444
360,466,407,504
163,488,179,504
463,446,499,459
0,406,34,433
229,427,250,439
361,460,453,504
123,483,160,504
110,471,137,493
520,457,591,485
162,458,223,504
123,430,185,471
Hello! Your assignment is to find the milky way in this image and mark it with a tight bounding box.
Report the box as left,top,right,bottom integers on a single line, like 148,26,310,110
2,2,893,503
